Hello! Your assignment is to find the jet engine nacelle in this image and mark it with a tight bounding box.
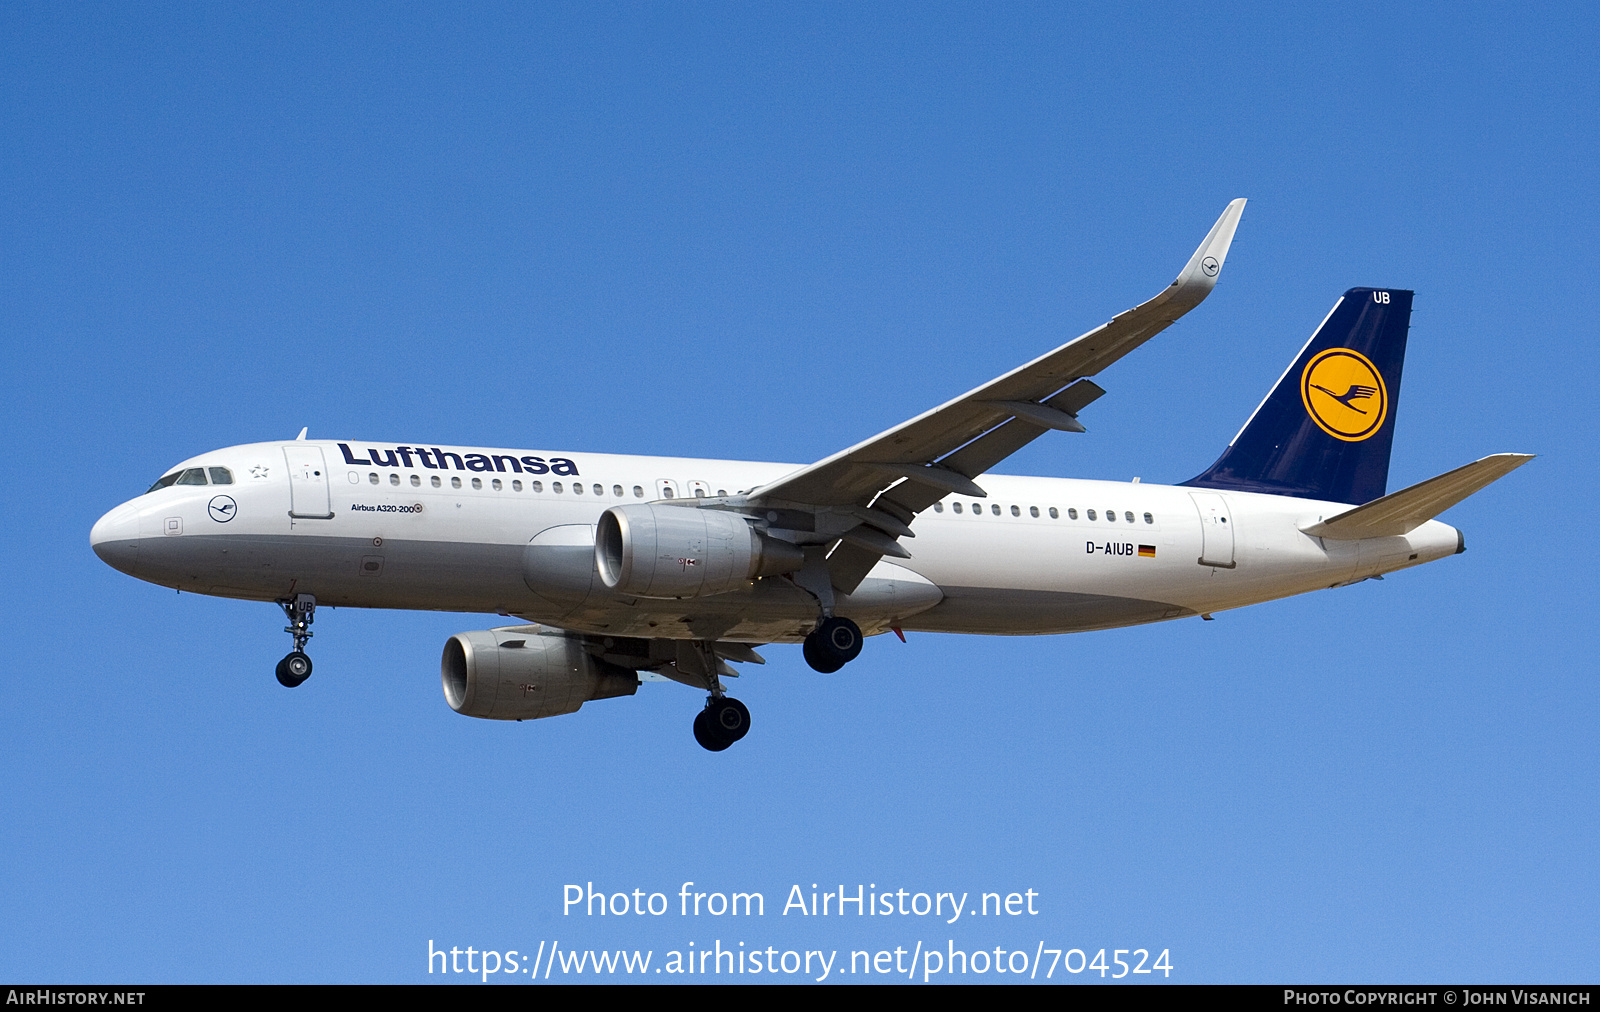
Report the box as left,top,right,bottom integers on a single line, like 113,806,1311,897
595,504,804,599
442,627,638,721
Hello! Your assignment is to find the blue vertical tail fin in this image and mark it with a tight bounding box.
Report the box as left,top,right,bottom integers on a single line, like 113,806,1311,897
1181,288,1413,505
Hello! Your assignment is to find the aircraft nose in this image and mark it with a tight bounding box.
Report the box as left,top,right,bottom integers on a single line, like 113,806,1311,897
91,502,141,576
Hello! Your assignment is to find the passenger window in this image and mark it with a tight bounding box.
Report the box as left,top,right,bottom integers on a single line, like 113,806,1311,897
717,489,727,497
513,480,523,492
573,482,583,494
613,485,624,497
531,481,543,493
1087,509,1096,520
593,484,603,496
933,502,944,513
1049,507,1059,519
451,477,462,489
1105,508,1116,522
176,468,208,485
1067,508,1077,519
369,473,380,485
632,486,644,498
492,479,503,491
411,475,421,487
972,503,982,514
693,488,705,497
1144,512,1154,524
1010,505,1020,516
432,476,442,488
952,502,963,514
1030,506,1039,517
553,482,564,494
991,504,1001,515
390,474,400,486
1125,511,1135,523
208,467,233,485
471,477,483,490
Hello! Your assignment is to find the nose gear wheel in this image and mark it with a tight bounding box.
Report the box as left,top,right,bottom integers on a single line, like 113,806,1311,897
276,651,312,688
275,594,317,688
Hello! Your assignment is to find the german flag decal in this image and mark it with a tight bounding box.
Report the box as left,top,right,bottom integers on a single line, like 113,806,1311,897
1138,545,1156,558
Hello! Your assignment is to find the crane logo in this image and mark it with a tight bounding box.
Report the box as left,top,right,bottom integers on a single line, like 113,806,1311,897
1300,348,1388,442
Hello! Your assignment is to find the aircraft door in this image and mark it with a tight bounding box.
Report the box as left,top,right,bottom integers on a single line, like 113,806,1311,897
283,445,335,519
1189,491,1236,568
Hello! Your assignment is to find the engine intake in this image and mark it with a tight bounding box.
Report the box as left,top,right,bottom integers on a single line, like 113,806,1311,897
595,504,804,599
442,627,637,721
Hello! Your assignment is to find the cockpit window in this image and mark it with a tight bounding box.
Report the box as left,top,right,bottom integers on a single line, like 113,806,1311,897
147,466,228,494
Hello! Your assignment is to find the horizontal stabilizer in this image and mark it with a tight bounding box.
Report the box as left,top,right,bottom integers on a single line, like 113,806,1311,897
1301,453,1534,540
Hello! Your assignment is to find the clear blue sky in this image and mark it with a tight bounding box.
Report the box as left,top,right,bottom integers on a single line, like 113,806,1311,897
2,2,1594,983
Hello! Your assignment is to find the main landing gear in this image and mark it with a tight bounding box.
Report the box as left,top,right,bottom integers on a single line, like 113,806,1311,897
693,696,751,752
688,615,861,749
802,616,862,673
275,594,316,688
680,638,752,752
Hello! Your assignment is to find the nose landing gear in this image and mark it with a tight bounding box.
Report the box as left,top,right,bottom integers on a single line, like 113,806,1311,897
275,594,316,687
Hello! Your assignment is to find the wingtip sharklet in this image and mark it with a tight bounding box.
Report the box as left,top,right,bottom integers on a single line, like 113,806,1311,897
1167,198,1247,301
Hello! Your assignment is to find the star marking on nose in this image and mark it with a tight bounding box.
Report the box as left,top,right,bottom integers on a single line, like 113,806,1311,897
250,465,270,479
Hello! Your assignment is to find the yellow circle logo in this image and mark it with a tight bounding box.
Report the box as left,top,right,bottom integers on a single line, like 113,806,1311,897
1300,348,1387,442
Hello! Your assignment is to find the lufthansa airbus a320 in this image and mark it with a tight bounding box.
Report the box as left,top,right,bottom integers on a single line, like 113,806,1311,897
91,200,1531,750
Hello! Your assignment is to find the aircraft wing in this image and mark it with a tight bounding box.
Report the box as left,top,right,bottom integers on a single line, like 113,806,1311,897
749,199,1246,588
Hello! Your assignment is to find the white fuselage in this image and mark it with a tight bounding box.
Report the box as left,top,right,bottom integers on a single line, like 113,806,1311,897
90,439,1463,644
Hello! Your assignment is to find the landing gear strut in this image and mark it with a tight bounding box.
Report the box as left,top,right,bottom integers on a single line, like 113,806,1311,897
790,549,863,673
681,638,752,752
275,594,316,688
803,616,862,673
